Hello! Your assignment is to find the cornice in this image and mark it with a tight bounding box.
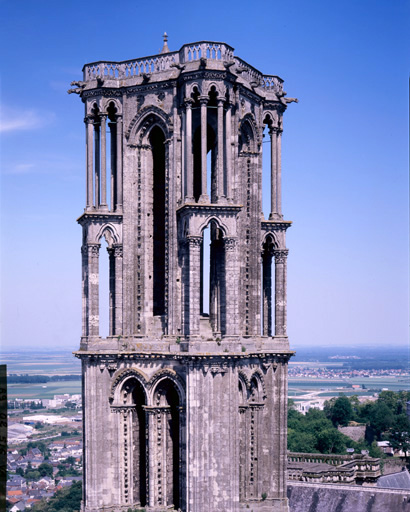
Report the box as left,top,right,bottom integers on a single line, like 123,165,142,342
77,211,123,224
177,203,243,214
73,350,295,364
261,220,292,231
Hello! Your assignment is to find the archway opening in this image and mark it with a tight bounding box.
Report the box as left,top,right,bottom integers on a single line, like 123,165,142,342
154,380,181,508
122,377,147,507
99,237,109,338
149,125,166,316
201,224,211,316
107,102,118,211
261,235,275,336
262,123,271,219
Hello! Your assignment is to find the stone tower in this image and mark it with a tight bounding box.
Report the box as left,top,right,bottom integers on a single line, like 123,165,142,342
71,38,295,512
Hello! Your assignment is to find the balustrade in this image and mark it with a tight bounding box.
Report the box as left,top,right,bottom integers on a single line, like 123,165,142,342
83,41,281,93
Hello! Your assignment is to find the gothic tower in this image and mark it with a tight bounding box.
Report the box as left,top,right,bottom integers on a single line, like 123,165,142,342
70,37,295,512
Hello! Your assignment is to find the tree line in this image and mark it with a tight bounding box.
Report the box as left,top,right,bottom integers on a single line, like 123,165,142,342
8,375,81,383
288,390,410,457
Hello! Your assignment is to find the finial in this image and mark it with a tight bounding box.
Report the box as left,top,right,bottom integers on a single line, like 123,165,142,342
161,32,170,54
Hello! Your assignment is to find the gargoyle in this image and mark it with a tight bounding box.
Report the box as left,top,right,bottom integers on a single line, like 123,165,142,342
223,60,235,71
170,62,186,71
67,80,86,95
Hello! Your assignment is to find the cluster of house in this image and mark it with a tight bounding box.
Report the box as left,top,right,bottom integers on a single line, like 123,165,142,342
8,393,81,410
288,365,409,379
7,440,82,511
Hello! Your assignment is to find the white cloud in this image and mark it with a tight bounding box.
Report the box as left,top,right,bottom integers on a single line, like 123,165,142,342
3,155,82,177
10,163,36,174
0,105,54,133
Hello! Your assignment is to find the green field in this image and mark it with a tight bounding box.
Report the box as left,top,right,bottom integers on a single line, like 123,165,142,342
4,351,81,376
8,380,82,399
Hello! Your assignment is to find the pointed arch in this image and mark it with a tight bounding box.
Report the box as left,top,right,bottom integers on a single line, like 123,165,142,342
261,232,279,252
249,370,266,402
100,97,123,116
239,114,259,153
196,215,229,238
125,105,170,143
148,368,186,406
95,224,121,247
109,367,148,404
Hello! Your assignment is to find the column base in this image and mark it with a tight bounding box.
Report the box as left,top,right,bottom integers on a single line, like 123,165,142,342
198,193,210,204
269,212,283,220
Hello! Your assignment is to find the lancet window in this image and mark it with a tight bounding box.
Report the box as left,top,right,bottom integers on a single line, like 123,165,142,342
119,377,147,507
238,373,265,501
85,101,122,212
151,379,181,509
183,85,228,204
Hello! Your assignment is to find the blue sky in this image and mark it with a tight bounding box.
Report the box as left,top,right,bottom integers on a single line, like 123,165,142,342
1,0,409,350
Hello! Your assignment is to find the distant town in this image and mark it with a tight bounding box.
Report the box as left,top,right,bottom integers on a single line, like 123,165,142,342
5,346,410,510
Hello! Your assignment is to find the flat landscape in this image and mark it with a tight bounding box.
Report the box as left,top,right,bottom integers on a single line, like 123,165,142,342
4,345,409,402
4,351,81,376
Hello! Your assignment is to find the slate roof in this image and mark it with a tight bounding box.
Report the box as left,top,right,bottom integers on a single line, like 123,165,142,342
377,468,410,490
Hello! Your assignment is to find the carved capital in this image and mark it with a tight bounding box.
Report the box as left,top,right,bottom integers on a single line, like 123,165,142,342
187,236,202,249
224,237,237,251
269,126,279,136
113,244,123,258
183,98,194,108
274,249,288,264
199,96,208,105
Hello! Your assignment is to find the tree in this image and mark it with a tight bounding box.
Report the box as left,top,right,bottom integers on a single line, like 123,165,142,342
25,470,40,481
38,463,54,478
325,395,353,427
31,480,82,512
317,428,347,454
387,413,410,458
369,402,394,438
288,429,317,453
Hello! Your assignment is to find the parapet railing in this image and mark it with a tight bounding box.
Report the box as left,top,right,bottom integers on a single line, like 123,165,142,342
287,451,381,483
82,41,283,93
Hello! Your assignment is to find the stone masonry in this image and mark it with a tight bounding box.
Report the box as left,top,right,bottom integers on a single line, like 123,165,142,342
70,36,296,512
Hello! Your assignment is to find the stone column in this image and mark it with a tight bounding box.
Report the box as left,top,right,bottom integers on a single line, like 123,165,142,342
277,129,283,217
87,243,100,337
116,114,123,210
274,249,288,336
100,114,108,209
94,122,100,208
269,127,278,219
217,99,225,200
187,236,202,335
184,99,194,201
199,96,209,202
224,237,238,335
85,117,94,210
225,102,232,201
